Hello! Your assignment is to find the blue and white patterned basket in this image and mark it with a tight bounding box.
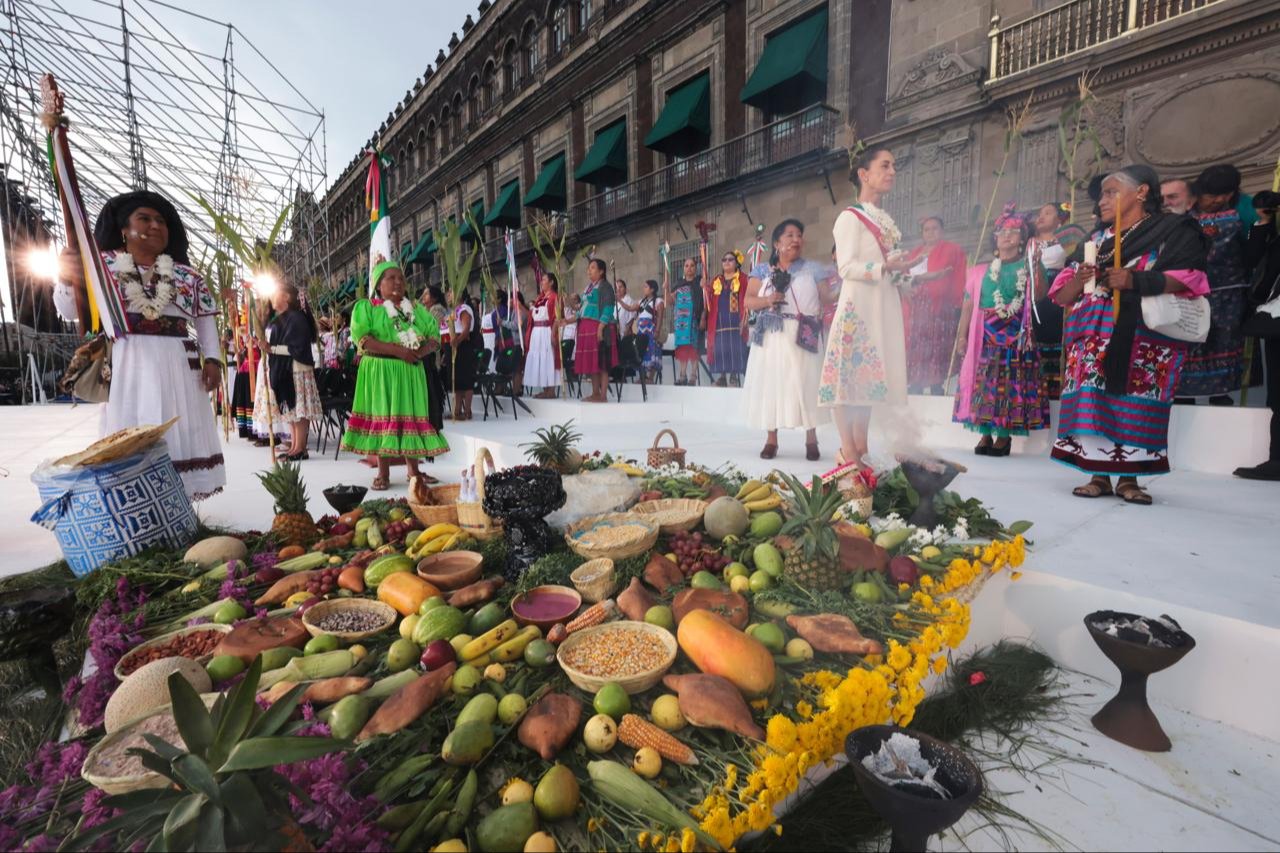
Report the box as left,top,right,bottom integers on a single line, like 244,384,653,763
30,440,197,577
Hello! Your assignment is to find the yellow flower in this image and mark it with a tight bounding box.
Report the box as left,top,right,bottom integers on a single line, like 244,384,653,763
774,824,784,836
587,817,602,833
795,699,814,719
664,837,681,853
680,827,696,852
886,641,912,672
638,831,650,848
1010,570,1022,580
933,656,948,675
766,715,798,752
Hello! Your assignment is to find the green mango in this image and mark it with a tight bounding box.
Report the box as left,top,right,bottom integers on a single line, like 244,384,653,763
475,802,538,853
327,694,374,740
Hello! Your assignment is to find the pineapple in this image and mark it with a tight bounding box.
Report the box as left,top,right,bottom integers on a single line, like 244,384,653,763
256,460,320,546
777,473,846,591
519,420,583,474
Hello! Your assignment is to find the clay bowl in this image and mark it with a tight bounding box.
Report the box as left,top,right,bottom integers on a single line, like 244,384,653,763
323,484,367,514
846,725,983,853
416,551,484,590
511,584,582,631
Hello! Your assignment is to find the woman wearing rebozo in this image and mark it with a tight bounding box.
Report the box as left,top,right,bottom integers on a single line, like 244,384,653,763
342,262,450,491
1050,165,1210,505
821,147,917,471
71,191,226,501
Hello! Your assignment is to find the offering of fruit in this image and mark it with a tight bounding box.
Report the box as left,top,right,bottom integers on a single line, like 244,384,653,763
593,682,631,720
777,473,847,591
649,694,686,731
666,530,732,576
631,746,662,778
256,460,320,546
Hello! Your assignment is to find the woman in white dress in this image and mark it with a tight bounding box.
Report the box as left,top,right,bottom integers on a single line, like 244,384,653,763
820,147,917,470
743,219,834,460
88,191,226,500
526,272,562,398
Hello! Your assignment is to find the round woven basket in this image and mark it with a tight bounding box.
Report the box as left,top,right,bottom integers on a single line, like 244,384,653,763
113,623,232,681
301,598,397,642
458,447,502,540
630,498,708,534
569,558,617,603
557,621,677,694
409,483,461,527
564,512,658,561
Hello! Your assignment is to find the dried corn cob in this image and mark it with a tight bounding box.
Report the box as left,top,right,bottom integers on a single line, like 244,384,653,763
566,599,616,633
618,713,698,766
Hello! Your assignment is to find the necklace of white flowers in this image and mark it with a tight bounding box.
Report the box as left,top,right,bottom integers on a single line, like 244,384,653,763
381,297,423,349
116,252,175,320
986,257,1027,320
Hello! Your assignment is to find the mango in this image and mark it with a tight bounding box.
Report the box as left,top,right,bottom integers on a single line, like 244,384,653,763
442,720,495,765
475,802,538,853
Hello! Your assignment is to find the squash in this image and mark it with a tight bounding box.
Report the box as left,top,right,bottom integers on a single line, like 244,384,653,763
676,609,775,697
277,544,307,561
377,572,442,616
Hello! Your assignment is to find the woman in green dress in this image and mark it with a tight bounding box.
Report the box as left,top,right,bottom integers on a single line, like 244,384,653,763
342,262,449,490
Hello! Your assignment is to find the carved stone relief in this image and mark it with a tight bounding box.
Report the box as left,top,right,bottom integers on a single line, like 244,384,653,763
888,49,983,113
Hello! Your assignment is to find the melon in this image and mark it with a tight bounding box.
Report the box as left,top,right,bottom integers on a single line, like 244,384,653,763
104,656,212,733
703,497,749,541
183,536,247,568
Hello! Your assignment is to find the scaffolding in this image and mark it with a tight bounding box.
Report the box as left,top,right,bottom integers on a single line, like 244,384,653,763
0,0,328,403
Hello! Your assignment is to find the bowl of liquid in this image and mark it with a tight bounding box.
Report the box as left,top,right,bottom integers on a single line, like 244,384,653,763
511,585,582,631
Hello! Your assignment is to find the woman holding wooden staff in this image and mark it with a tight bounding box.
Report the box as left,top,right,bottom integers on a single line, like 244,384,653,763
1049,166,1210,505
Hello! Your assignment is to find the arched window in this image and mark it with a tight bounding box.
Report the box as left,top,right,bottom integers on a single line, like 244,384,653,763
521,19,539,77
416,130,427,172
550,2,568,55
407,142,417,181
451,94,464,142
482,60,497,113
502,38,519,94
426,120,438,164
577,0,592,34
467,75,481,126
440,107,452,152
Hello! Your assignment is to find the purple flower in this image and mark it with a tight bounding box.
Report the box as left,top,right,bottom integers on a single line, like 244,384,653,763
186,615,211,627
252,551,279,572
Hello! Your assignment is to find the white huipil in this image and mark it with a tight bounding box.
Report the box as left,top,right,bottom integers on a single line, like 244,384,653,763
99,251,226,501
524,297,560,388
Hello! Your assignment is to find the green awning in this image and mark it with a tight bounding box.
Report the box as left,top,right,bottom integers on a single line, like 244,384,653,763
405,230,434,267
574,119,628,187
524,153,567,211
645,72,711,157
458,200,486,240
399,240,413,262
483,180,522,228
740,7,828,114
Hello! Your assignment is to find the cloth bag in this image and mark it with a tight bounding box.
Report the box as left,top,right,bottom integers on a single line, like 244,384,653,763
1141,293,1210,343
59,335,112,402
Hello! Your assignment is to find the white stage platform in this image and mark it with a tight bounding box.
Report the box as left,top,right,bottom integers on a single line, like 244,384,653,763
1,397,1277,849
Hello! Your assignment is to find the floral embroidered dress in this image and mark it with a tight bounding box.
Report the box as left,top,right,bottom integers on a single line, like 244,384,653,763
1177,208,1249,396
99,250,225,501
952,258,1050,437
820,203,908,407
341,298,449,459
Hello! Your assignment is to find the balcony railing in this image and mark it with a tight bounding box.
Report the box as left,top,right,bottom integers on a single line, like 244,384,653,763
568,104,840,232
987,0,1223,81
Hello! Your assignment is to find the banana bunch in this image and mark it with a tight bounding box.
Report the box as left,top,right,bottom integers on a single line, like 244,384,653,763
609,461,646,477
458,620,542,667
736,479,782,513
405,523,472,559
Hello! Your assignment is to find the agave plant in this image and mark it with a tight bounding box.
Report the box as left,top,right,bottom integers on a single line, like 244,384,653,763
520,420,583,473
72,656,347,852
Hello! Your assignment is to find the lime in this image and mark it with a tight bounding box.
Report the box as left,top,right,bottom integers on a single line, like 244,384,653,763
690,570,723,590
852,581,882,603
304,634,340,656
213,601,247,625
523,639,556,667
385,638,419,672
752,622,786,654
749,570,774,593
723,562,750,581
452,664,482,696
498,693,528,725
388,508,407,521
593,682,631,720
206,654,245,682
643,605,674,631
418,596,447,616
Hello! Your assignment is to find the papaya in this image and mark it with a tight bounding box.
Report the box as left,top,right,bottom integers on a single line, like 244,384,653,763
377,572,441,616
676,609,775,697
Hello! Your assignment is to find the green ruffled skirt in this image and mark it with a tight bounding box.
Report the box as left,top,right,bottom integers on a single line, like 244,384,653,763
341,356,449,458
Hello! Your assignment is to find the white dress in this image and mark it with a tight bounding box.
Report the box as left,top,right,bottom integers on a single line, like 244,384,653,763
743,259,829,431
99,251,226,501
524,298,560,388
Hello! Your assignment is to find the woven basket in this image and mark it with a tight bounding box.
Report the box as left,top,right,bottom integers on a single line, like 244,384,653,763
565,512,659,561
630,498,708,534
647,428,687,469
569,558,617,603
458,447,502,540
301,598,397,642
822,464,876,521
113,623,232,681
557,621,677,694
409,483,461,527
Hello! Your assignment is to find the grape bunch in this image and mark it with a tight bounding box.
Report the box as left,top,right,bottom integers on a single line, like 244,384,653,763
304,567,342,598
667,530,731,576
383,517,423,544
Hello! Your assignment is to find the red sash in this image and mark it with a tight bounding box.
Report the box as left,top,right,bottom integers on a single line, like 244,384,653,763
845,206,889,261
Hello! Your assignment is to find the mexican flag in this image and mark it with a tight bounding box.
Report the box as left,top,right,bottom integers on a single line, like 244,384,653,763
365,148,393,294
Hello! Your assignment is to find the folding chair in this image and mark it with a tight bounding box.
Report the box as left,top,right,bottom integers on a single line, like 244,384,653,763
609,333,648,402
560,340,581,399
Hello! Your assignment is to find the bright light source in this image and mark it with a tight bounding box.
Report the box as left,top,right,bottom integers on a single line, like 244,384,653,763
26,245,61,280
252,272,278,298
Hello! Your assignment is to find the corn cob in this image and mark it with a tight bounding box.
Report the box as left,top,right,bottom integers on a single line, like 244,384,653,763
587,761,715,847
565,599,615,634
617,714,698,766
283,648,355,681
275,551,331,573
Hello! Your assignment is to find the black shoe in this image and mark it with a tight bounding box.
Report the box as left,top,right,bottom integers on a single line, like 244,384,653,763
1233,460,1280,481
1173,397,1197,405
974,442,991,456
991,441,1012,457
1209,395,1234,407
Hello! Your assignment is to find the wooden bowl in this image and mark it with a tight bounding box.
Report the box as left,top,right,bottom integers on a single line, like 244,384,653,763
630,498,708,534
113,624,232,681
416,551,484,590
511,585,582,631
569,558,617,603
301,598,397,642
557,621,678,694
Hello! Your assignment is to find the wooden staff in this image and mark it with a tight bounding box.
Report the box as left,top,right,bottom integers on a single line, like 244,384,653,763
1112,205,1122,322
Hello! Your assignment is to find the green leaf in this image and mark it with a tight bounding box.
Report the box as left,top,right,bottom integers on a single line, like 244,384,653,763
102,788,181,811
130,747,181,784
247,682,306,738
168,671,214,759
195,800,227,852
162,793,206,852
172,754,221,803
71,801,173,850
217,735,348,773
220,772,269,843
140,733,185,762
1006,520,1034,535
210,655,264,768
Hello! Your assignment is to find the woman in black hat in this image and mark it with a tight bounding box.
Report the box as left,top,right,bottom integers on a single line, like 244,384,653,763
74,191,226,500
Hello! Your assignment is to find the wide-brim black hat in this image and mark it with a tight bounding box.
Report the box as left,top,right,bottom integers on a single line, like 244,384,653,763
93,191,191,265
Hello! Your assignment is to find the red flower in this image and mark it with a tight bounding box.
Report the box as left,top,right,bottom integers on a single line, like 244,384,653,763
968,671,987,687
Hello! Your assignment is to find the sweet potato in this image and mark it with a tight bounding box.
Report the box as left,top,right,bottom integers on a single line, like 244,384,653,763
643,554,684,594
617,576,657,621
517,692,581,760
302,676,372,705
786,613,883,656
338,509,364,527
256,570,325,605
546,623,568,645
311,532,355,553
356,662,456,742
349,550,378,569
278,545,306,561
337,565,366,594
663,673,764,740
671,588,749,630
446,577,504,608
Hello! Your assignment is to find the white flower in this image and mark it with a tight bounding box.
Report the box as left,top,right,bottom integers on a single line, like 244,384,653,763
118,252,176,321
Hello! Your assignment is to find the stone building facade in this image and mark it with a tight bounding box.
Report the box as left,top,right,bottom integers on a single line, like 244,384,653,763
310,0,1280,324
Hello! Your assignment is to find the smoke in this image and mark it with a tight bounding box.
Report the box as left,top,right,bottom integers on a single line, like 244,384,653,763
878,403,926,460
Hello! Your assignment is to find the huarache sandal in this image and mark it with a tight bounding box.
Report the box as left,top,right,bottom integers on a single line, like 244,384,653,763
760,443,778,460
371,474,390,492
1072,477,1113,498
1116,480,1153,505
